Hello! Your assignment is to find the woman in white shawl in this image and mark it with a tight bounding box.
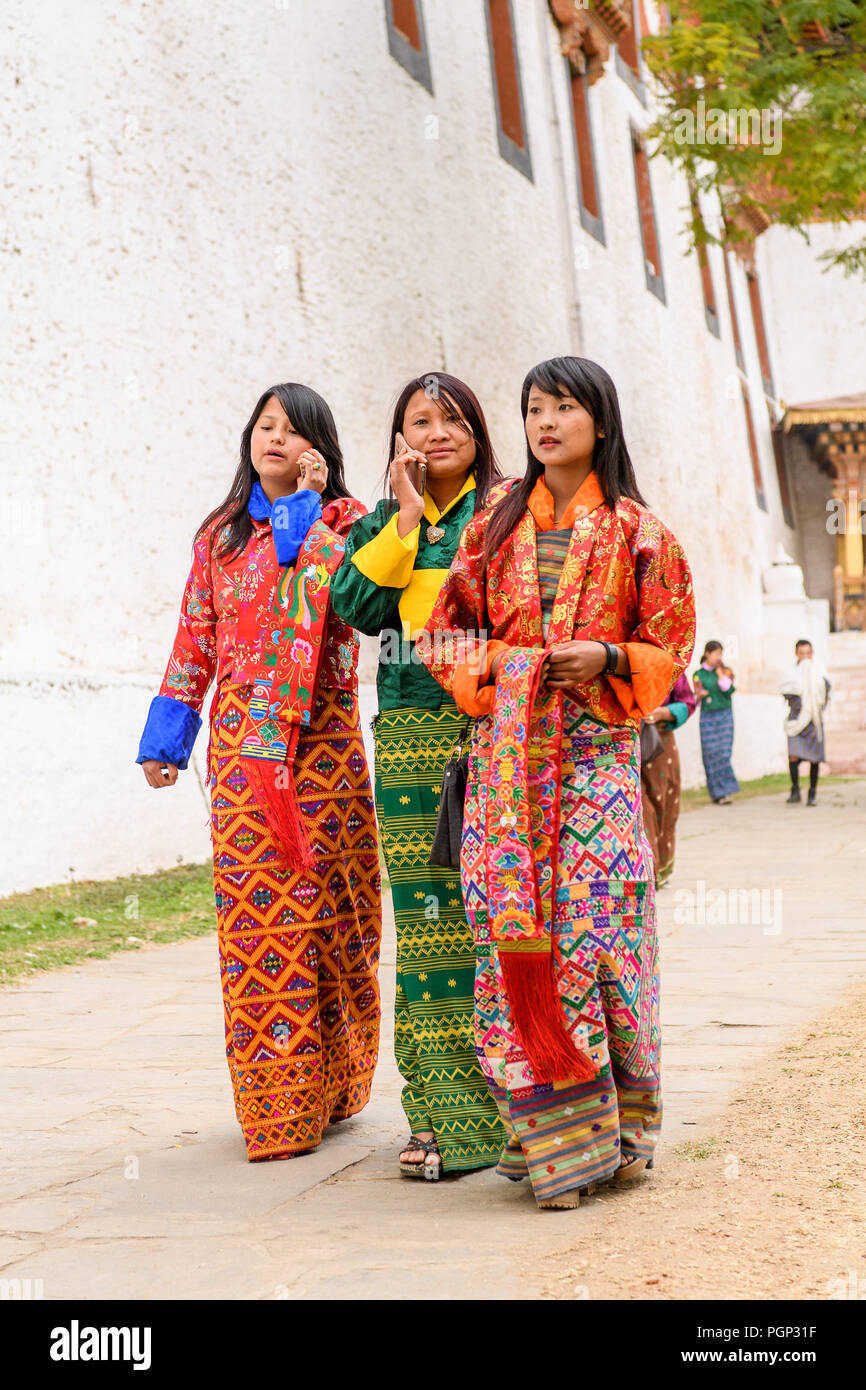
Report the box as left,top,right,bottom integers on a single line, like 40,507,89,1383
780,639,831,805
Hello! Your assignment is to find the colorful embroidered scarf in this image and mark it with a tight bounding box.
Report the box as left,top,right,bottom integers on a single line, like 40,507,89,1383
485,647,597,1084
234,513,349,870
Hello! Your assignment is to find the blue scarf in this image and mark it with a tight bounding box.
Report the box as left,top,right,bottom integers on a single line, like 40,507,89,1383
248,480,322,566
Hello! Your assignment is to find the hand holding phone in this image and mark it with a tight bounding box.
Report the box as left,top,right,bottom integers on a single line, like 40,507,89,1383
390,432,427,536
391,431,427,502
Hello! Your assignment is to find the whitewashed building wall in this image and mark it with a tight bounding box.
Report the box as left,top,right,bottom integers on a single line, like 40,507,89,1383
1,0,864,893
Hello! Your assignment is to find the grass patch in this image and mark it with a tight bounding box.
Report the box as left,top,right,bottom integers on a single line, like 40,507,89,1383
676,1136,721,1161
0,862,216,985
680,772,852,812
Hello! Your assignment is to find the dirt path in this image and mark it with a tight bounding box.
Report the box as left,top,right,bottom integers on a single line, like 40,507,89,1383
536,980,866,1301
1,782,865,1299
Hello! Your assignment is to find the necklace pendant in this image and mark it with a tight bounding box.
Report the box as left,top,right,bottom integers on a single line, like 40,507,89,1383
426,524,445,543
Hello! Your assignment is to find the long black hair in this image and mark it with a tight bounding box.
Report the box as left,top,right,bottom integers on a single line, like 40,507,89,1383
384,371,503,513
701,640,723,661
483,356,646,561
195,383,350,561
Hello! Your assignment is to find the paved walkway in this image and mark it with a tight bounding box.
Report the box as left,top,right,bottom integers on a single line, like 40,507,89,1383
1,782,864,1300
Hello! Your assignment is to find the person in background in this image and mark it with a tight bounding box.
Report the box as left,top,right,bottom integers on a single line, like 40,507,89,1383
640,672,696,888
693,641,739,805
780,638,831,806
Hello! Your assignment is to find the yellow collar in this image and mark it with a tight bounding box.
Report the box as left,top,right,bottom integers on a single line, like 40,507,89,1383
423,472,476,525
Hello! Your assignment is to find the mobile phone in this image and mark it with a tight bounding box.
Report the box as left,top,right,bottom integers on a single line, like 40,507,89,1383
393,433,427,496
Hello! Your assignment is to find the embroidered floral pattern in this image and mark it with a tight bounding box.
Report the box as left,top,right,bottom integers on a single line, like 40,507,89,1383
157,497,365,718
422,490,695,727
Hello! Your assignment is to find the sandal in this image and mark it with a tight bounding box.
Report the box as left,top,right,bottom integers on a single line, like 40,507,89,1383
614,1150,654,1183
538,1193,581,1210
398,1134,442,1182
538,1179,598,1210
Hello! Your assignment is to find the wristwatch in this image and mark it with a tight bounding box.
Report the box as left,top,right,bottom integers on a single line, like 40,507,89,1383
600,641,620,674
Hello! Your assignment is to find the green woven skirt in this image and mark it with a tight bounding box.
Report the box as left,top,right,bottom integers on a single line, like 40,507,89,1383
374,704,505,1172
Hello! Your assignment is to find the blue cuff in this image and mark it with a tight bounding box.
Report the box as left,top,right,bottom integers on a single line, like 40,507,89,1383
272,491,323,565
136,695,202,770
666,700,689,729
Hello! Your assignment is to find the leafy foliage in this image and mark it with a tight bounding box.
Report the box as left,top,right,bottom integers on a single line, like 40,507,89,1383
642,1,866,275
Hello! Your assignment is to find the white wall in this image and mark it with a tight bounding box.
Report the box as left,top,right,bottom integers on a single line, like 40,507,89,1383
2,0,863,893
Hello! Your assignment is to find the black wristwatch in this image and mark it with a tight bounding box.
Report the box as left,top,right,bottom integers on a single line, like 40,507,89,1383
600,641,620,674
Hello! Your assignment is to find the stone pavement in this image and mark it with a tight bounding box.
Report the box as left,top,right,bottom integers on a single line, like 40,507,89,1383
1,781,864,1300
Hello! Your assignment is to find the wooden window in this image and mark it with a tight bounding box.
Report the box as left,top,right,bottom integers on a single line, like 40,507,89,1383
484,0,532,180
768,402,794,528
385,0,433,94
723,246,744,370
616,0,647,101
618,4,640,73
631,126,664,302
392,0,421,48
568,63,604,243
690,189,719,337
746,267,774,396
741,383,767,511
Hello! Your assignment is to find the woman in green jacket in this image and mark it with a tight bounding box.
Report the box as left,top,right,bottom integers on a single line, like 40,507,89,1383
331,372,506,1180
693,640,740,804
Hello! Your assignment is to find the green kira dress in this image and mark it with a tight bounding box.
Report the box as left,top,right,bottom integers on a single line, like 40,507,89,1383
330,478,505,1172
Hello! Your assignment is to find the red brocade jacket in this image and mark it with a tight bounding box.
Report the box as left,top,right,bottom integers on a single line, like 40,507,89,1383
144,496,365,770
419,472,696,725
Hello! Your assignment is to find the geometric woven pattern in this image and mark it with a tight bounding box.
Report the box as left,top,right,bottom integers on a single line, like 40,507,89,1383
464,697,661,1204
211,682,382,1161
375,705,505,1172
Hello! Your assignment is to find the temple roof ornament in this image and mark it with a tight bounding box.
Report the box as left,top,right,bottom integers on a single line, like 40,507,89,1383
782,393,866,430
548,1,635,83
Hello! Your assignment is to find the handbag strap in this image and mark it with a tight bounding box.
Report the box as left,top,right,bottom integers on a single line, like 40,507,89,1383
452,714,474,759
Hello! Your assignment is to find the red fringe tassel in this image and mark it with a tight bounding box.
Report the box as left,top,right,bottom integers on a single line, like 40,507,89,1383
241,757,315,873
500,951,597,1084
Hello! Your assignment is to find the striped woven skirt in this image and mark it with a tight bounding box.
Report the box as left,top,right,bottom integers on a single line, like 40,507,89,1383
699,706,740,800
787,724,825,764
640,725,682,888
209,681,382,1161
461,698,661,1207
374,705,506,1172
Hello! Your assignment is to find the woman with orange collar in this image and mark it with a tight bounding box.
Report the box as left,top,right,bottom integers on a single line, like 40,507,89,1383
420,356,696,1209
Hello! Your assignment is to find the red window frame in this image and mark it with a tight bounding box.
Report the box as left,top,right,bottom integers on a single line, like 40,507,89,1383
631,126,664,301
391,0,421,49
741,382,767,510
747,266,774,396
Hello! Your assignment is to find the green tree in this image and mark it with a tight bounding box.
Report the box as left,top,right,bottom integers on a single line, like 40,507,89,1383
642,1,866,275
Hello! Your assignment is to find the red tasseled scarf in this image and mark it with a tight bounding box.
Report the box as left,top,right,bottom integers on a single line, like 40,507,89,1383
485,646,597,1085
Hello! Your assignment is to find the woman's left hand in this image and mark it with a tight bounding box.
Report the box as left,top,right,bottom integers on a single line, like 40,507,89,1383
647,705,674,723
543,640,609,689
296,448,329,495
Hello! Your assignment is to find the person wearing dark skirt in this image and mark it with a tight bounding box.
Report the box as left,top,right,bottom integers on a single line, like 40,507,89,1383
780,638,831,806
693,641,739,804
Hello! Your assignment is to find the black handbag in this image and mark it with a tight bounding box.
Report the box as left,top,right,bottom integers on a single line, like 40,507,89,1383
429,717,474,869
639,717,664,765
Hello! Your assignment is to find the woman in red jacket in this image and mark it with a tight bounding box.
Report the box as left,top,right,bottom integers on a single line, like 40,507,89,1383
137,383,381,1162
421,356,695,1208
